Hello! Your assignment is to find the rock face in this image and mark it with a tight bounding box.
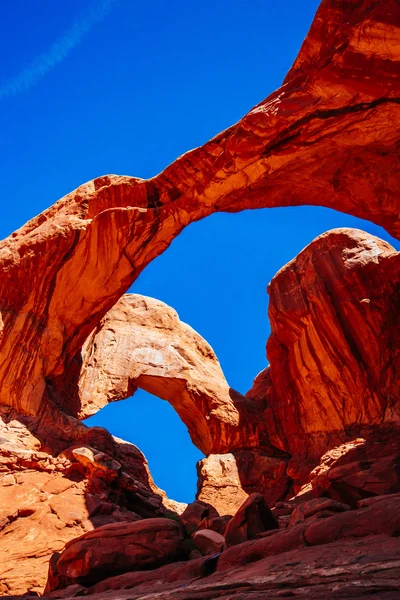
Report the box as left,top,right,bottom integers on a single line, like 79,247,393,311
0,0,400,597
71,294,261,455
38,494,400,599
246,228,400,489
179,501,219,536
224,493,278,547
308,432,400,506
192,529,226,556
0,0,398,435
266,229,399,462
45,518,185,591
0,407,181,595
196,450,291,515
195,229,399,509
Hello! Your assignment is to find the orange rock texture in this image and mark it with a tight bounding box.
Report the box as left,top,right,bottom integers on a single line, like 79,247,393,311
0,0,399,597
248,228,400,484
0,0,398,431
68,294,261,455
0,406,184,595
42,494,400,599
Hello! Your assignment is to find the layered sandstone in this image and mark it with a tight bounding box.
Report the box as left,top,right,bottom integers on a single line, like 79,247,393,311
45,518,185,591
0,0,398,436
0,407,182,595
68,294,262,455
42,493,400,599
248,228,400,483
199,229,399,508
0,0,399,597
1,228,397,594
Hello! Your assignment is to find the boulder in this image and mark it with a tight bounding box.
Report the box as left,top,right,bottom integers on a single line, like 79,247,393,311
197,515,231,535
45,518,185,591
192,529,226,555
225,493,278,547
180,500,219,535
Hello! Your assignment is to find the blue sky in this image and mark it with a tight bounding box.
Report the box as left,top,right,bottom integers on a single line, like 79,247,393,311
2,0,399,503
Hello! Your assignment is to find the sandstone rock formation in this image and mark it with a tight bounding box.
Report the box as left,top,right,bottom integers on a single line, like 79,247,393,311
224,493,278,547
1,234,397,595
28,225,397,597
266,229,399,461
196,450,292,514
179,501,219,536
246,228,400,487
307,431,400,505
73,226,400,513
0,407,181,595
0,0,399,597
70,294,262,455
198,229,399,509
192,529,226,556
0,0,398,439
40,493,400,598
45,518,185,592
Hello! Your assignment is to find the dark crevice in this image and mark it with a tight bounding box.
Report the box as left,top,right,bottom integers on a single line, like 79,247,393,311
262,97,400,158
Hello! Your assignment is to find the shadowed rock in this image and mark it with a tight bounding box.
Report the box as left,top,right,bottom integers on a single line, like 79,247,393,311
1,0,400,596
0,0,398,431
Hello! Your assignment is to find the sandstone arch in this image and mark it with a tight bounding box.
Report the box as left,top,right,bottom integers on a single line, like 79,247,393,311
0,0,398,431
63,294,266,456
1,1,400,593
58,228,398,512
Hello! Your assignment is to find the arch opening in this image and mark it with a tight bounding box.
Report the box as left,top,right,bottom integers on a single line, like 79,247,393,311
80,204,399,505
85,389,204,503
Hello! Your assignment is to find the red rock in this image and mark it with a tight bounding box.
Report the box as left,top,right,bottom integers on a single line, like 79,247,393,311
0,0,398,436
192,529,226,555
180,500,219,535
358,492,400,509
197,515,231,535
71,447,121,481
25,536,400,599
309,434,400,506
86,555,216,595
0,407,176,596
197,450,290,515
224,493,278,547
250,229,399,475
218,523,308,571
217,493,400,575
45,518,185,591
304,493,400,546
72,294,260,455
0,0,399,596
289,497,351,527
196,453,249,515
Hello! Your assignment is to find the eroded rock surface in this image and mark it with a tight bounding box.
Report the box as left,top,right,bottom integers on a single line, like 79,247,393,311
224,493,278,547
265,229,399,464
45,518,185,592
72,294,261,455
0,0,398,433
39,494,400,598
1,227,398,596
1,0,400,597
246,228,400,491
0,407,179,596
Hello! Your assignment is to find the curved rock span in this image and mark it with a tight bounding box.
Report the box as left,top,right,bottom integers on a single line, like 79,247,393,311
0,0,399,431
0,0,400,597
62,294,263,456
65,228,399,512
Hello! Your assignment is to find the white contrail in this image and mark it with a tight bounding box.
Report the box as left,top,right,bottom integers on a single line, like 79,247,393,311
0,0,118,99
